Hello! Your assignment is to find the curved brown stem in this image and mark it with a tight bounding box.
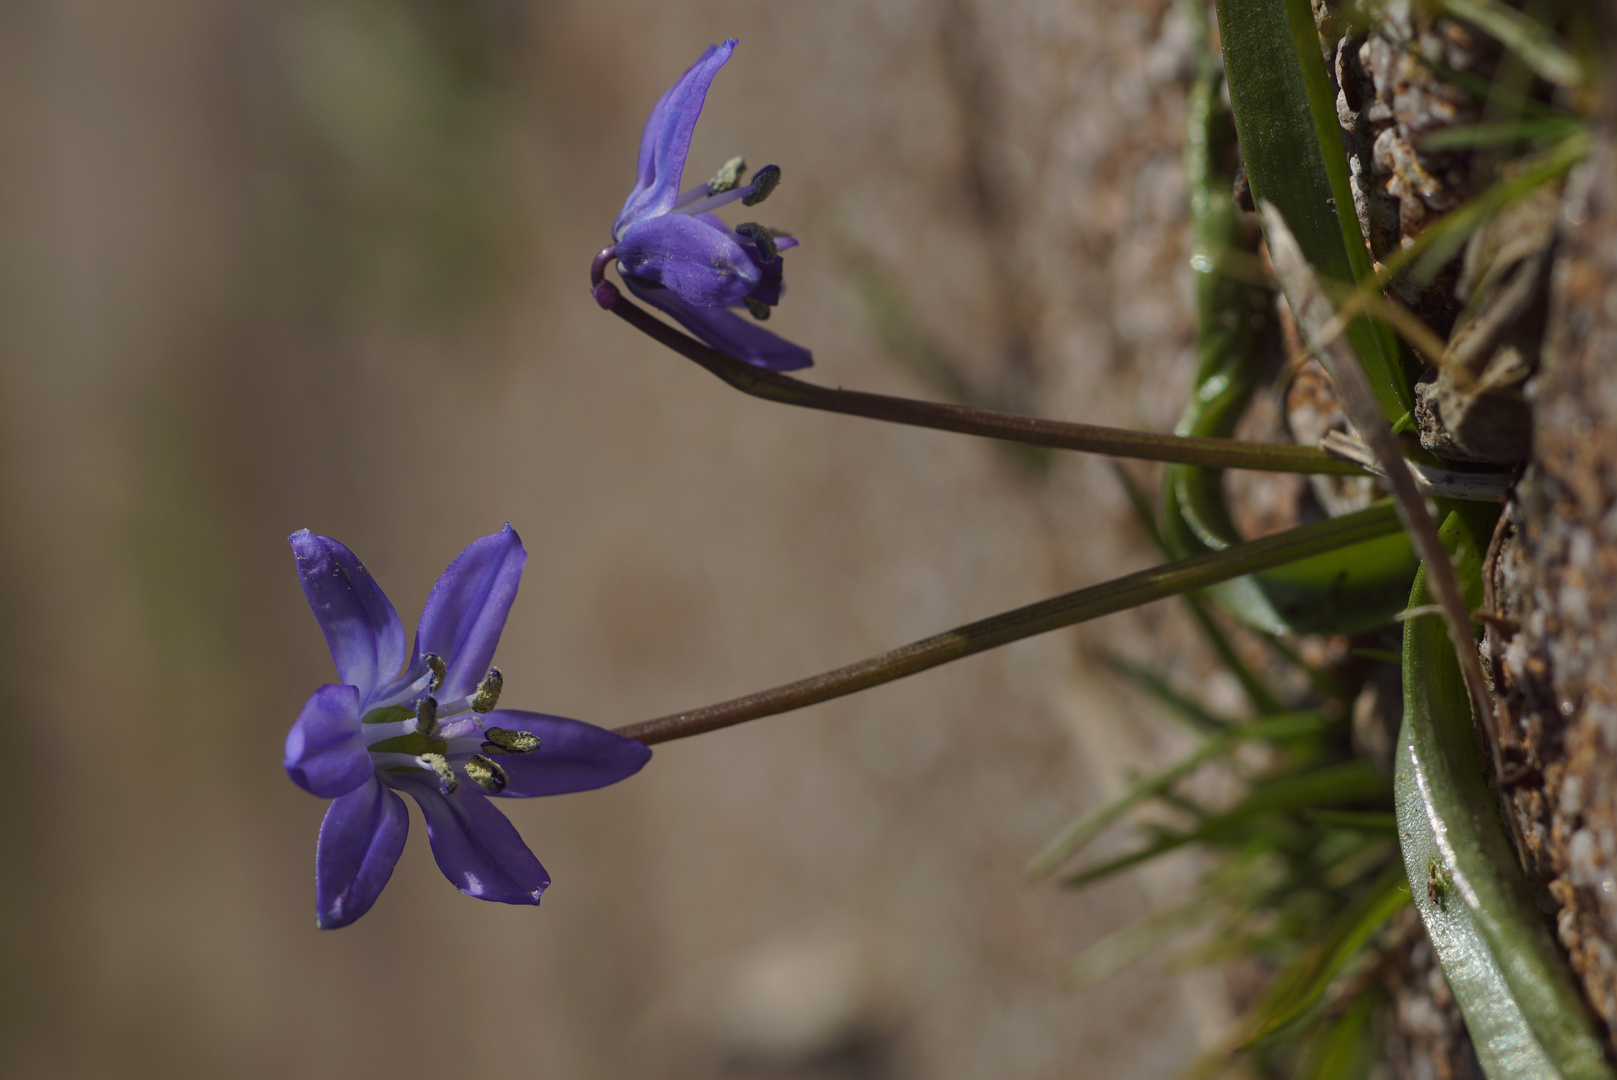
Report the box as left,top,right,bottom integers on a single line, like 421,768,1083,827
614,503,1402,745
590,266,1364,476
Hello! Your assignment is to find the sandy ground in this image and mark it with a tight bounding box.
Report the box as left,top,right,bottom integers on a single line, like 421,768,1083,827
0,1,1241,1076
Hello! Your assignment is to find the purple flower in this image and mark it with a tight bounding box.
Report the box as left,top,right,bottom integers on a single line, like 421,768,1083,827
611,38,812,371
285,525,651,929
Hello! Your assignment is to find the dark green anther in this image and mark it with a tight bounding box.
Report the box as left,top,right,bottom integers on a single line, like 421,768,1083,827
744,297,771,321
423,652,447,692
734,222,776,263
741,164,779,206
414,696,439,738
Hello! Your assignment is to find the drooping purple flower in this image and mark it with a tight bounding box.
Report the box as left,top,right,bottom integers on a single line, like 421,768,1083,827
284,525,651,929
610,38,812,372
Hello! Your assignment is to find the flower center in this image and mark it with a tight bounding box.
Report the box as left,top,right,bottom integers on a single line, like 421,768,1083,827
360,655,538,795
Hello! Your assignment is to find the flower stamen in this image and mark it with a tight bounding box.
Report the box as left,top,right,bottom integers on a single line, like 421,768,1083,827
470,668,503,713
422,753,457,795
415,696,439,738
464,754,509,795
734,222,776,262
482,727,541,755
423,652,447,692
707,155,746,195
740,164,779,206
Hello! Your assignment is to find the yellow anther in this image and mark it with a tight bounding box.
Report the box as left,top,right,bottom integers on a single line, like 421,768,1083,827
470,668,503,713
422,653,447,693
482,727,540,755
707,156,746,194
422,753,457,795
464,754,508,795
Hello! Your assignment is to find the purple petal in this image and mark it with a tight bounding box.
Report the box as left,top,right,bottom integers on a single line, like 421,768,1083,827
480,711,653,798
614,40,737,237
624,274,813,371
414,525,527,703
397,775,549,905
289,530,408,700
617,214,760,307
746,248,787,307
315,775,409,930
284,683,373,798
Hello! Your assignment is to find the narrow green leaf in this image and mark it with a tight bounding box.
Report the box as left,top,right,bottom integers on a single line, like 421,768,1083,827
1305,809,1399,834
1028,712,1332,882
1098,653,1233,735
1409,134,1587,281
1397,510,1614,1080
1239,863,1410,1045
1061,761,1388,888
1063,897,1216,987
1438,0,1584,89
1218,0,1415,420
1420,117,1585,152
1298,989,1380,1080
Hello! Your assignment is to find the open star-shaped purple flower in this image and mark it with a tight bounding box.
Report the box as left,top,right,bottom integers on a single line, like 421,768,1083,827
609,38,812,371
285,525,651,929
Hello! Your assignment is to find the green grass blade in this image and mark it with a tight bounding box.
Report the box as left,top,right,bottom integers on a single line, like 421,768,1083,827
1420,117,1585,152
1238,863,1410,1046
1061,760,1388,888
1114,466,1286,714
1217,0,1414,421
1397,542,1615,1079
1304,809,1399,834
1027,712,1333,882
1099,653,1233,735
1438,0,1584,88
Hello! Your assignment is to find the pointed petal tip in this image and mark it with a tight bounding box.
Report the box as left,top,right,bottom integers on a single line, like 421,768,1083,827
480,712,653,797
315,778,409,931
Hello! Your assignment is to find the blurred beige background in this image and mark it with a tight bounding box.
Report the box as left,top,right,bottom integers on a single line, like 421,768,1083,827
0,0,1239,1076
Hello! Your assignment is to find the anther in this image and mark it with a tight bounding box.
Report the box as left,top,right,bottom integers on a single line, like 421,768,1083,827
707,156,746,195
482,727,541,755
741,164,780,206
744,297,771,321
414,696,439,738
735,222,777,263
470,668,503,713
422,653,447,692
464,754,509,795
422,753,457,795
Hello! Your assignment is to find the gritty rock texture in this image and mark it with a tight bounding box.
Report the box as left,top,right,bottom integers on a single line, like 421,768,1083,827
1489,124,1617,1047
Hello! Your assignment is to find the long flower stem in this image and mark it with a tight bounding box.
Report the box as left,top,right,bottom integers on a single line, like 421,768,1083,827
591,270,1363,476
614,502,1401,745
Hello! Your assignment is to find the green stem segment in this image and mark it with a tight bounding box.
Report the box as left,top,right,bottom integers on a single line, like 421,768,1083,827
614,502,1402,745
598,286,1364,475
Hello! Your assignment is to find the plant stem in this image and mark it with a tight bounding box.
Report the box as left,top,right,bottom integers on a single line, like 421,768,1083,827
614,502,1402,745
1262,205,1501,770
592,273,1364,476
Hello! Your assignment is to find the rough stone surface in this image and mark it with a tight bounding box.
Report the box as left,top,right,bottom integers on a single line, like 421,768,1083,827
1489,125,1617,1049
